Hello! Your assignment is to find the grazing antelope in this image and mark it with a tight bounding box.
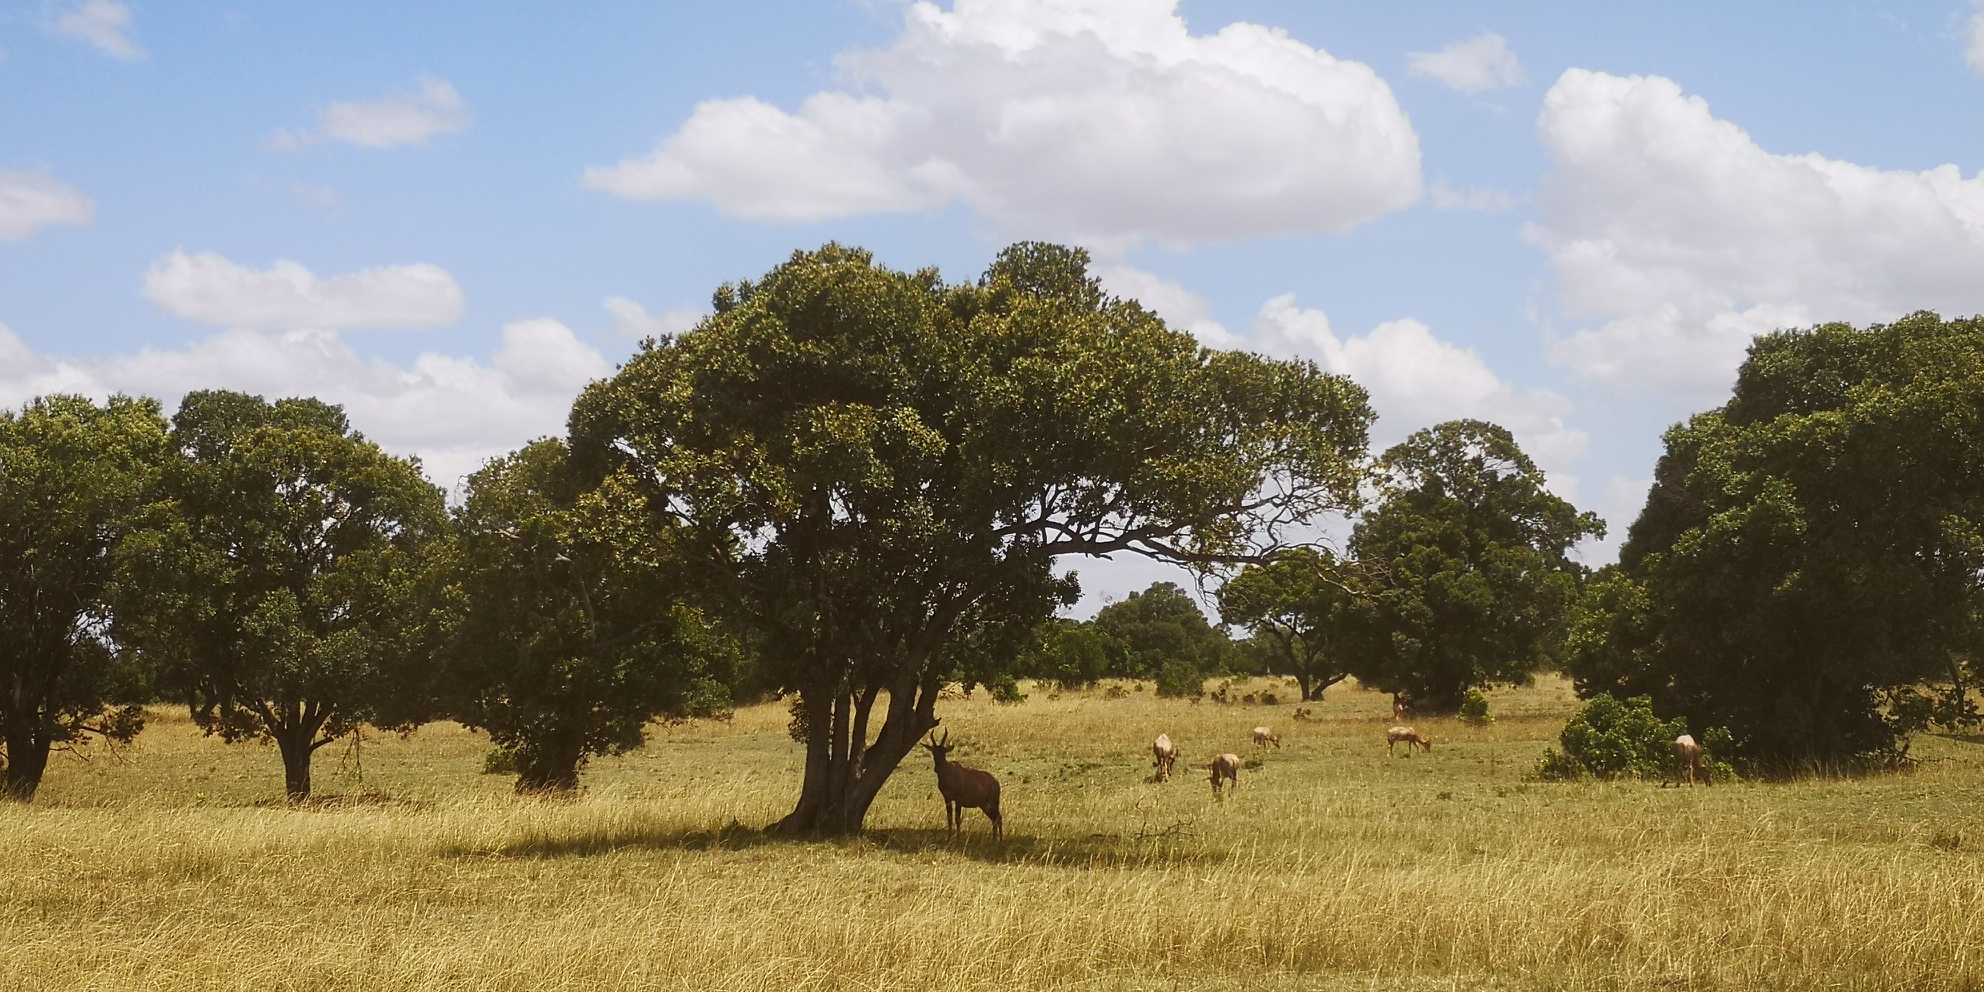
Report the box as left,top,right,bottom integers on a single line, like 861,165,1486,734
1151,733,1179,782
1670,734,1706,787
1387,726,1432,756
923,729,1003,840
1252,726,1281,750
1208,752,1241,796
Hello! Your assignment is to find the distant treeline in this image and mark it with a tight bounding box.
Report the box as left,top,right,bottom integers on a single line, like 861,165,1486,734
2,243,1979,826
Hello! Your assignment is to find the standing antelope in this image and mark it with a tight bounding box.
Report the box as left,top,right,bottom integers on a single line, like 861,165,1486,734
1152,733,1179,782
1252,726,1281,750
1392,693,1412,723
1671,734,1706,787
1208,752,1241,796
1387,726,1432,756
923,729,1002,840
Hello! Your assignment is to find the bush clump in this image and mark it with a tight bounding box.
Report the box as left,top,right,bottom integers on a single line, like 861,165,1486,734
1154,660,1205,700
1459,689,1493,725
481,748,518,775
986,673,1027,705
1536,693,1734,782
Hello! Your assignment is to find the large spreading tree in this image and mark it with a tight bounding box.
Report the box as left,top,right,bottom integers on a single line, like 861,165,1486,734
1347,420,1602,712
570,242,1373,835
0,395,166,800
439,438,738,791
119,391,446,799
1565,314,1984,762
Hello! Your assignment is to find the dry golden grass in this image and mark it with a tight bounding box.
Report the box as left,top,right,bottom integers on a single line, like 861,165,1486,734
8,676,1984,991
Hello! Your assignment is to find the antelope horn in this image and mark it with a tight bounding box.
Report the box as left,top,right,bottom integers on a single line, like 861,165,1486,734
939,728,951,748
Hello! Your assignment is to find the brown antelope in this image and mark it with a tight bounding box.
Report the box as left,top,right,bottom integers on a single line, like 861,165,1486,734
922,729,1002,840
1392,693,1412,723
1670,734,1706,786
1386,726,1432,756
1208,752,1241,796
1252,726,1281,750
1151,733,1179,782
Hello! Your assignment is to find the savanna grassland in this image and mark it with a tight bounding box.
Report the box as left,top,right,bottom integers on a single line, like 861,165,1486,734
8,677,1984,992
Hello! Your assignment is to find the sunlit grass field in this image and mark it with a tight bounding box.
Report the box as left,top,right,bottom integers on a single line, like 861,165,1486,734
8,675,1984,991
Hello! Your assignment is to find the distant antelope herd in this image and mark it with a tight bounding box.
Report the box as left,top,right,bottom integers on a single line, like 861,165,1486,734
924,690,1712,841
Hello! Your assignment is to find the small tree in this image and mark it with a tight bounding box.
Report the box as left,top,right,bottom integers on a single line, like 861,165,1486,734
0,395,166,800
1217,547,1354,702
120,391,444,799
440,439,737,791
1092,582,1235,681
1346,420,1602,712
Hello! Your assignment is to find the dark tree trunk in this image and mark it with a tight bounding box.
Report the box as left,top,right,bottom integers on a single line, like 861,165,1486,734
515,732,585,792
274,726,317,800
264,702,333,801
773,599,970,838
776,678,938,836
2,722,50,802
1294,673,1314,703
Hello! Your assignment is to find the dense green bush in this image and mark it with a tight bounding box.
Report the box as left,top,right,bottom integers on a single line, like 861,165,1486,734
1154,660,1206,699
1537,693,1734,782
1459,689,1493,725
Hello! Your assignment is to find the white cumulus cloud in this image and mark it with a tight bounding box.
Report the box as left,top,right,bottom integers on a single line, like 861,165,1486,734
0,320,613,491
1530,68,1984,397
47,0,141,60
272,77,472,150
1407,32,1524,94
0,167,95,240
603,296,705,341
143,250,465,330
1252,294,1587,494
585,0,1421,247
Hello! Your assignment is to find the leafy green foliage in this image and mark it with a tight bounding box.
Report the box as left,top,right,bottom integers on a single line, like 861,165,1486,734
1346,420,1603,712
118,391,445,799
1537,694,1735,783
438,439,738,791
1549,694,1686,780
1459,689,1492,725
1153,659,1206,699
568,242,1373,834
1092,582,1235,680
1218,548,1354,701
1566,314,1984,763
1017,619,1111,690
0,395,167,800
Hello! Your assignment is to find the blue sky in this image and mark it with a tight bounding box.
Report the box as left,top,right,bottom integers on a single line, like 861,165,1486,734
7,0,1984,612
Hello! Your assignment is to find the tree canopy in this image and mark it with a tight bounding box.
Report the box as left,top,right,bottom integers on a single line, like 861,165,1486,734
118,391,446,798
0,395,165,800
569,242,1373,834
1346,420,1602,712
439,438,737,791
1566,314,1984,763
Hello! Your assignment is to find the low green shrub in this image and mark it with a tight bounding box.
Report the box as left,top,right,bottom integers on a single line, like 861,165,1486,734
1537,693,1735,782
481,747,518,775
1154,661,1205,700
1459,689,1493,725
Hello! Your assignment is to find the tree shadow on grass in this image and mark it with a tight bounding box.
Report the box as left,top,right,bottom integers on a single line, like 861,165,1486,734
860,827,1224,868
446,818,776,859
448,818,1220,866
